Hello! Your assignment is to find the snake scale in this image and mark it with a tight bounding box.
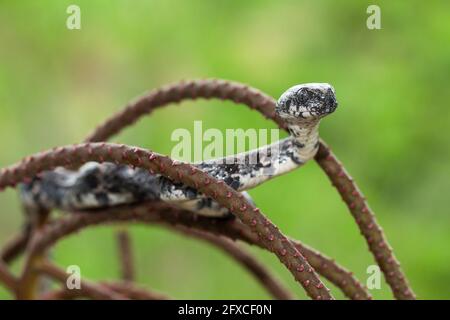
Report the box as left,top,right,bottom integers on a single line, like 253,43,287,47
20,83,338,217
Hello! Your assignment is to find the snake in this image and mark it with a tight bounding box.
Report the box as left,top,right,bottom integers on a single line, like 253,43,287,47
19,83,338,217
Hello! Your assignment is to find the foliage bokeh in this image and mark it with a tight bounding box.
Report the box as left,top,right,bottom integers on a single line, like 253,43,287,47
0,0,449,299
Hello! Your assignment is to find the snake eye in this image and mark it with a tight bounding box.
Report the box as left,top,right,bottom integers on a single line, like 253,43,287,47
298,88,315,106
296,90,306,104
300,90,308,100
285,99,292,108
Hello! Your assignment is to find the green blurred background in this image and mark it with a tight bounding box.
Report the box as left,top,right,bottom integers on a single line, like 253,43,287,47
0,0,449,299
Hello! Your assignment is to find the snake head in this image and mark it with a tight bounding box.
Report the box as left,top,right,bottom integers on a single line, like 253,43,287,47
276,83,338,121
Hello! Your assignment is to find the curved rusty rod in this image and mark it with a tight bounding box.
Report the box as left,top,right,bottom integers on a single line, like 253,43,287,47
0,203,370,299
10,200,371,299
38,263,170,300
39,283,169,300
1,229,30,264
37,260,129,300
116,228,134,282
0,143,333,300
172,225,295,299
0,260,17,292
82,79,414,299
0,223,295,300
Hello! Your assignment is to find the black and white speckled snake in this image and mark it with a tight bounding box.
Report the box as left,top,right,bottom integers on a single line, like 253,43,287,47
20,83,338,217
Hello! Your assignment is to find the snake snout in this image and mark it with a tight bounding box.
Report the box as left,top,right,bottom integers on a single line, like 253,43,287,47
276,83,338,120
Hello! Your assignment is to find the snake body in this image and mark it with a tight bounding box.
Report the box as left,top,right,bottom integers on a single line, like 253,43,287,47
20,83,338,217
